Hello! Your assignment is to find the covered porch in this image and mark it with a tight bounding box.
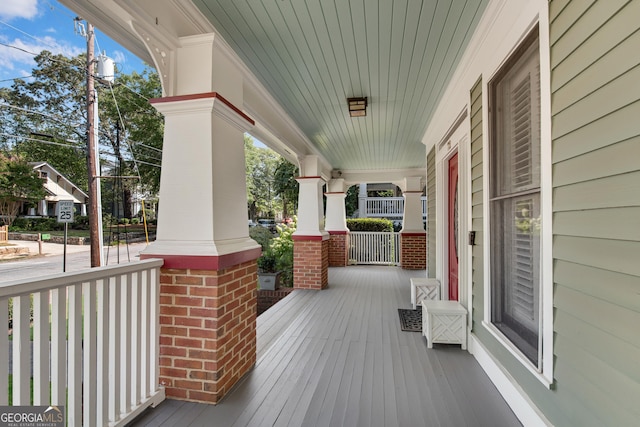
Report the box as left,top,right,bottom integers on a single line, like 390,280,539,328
132,266,519,426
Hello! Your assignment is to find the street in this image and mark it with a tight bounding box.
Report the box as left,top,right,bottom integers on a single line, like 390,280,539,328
0,241,149,282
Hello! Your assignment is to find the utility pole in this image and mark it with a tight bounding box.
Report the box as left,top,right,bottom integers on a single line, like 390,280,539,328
85,22,102,267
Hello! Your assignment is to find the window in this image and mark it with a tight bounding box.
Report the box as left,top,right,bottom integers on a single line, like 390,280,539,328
489,29,541,366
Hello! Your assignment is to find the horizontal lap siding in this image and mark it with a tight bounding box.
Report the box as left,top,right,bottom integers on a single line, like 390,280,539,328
469,77,484,328
427,147,436,277
550,0,640,425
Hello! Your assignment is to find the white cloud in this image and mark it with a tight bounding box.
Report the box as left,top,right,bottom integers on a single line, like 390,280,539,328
0,34,84,74
0,0,39,20
111,50,126,65
45,27,57,33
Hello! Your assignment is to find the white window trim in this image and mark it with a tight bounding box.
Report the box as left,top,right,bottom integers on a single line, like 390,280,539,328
482,12,553,388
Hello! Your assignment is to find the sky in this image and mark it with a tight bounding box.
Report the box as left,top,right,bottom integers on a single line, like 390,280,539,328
0,0,147,87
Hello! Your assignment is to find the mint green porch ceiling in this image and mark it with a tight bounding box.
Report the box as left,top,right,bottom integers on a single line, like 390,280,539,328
192,0,488,171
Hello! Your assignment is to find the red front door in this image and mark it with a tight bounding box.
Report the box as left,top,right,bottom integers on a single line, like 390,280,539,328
448,153,459,301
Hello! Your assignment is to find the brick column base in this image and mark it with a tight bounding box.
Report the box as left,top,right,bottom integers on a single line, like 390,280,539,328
293,236,329,290
156,257,258,404
328,231,349,267
401,232,427,269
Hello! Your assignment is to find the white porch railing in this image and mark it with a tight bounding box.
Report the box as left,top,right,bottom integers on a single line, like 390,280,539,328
349,231,400,265
363,197,427,219
0,259,165,427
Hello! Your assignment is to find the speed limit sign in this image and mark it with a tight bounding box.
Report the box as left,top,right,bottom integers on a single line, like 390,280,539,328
57,200,75,223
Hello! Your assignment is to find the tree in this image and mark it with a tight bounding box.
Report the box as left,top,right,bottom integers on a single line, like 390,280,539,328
273,158,298,218
98,68,163,219
0,52,87,189
0,154,46,227
345,184,359,217
0,51,164,220
244,136,280,218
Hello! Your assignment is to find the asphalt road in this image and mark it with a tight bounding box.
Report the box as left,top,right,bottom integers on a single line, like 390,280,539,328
0,241,149,283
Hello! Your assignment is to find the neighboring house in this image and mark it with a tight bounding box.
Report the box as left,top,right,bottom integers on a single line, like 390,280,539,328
355,182,426,223
26,162,88,218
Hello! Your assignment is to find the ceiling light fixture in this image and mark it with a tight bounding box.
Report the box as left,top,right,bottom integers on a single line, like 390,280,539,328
347,97,367,117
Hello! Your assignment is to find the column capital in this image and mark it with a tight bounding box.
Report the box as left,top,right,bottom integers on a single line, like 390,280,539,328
150,91,254,132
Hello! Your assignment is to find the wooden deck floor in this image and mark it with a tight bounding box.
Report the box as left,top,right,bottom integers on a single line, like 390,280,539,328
130,266,521,427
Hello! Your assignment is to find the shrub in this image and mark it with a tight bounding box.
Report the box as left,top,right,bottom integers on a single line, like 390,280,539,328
131,217,140,225
346,218,393,232
72,215,90,230
9,217,63,232
250,226,274,251
270,220,296,287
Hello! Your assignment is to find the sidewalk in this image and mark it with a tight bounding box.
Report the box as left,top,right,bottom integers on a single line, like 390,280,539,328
3,240,149,260
6,239,90,257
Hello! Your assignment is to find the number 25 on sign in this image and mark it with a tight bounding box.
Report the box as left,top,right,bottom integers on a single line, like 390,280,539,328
57,200,75,223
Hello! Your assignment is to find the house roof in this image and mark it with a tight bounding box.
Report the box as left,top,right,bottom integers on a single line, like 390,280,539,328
28,162,89,200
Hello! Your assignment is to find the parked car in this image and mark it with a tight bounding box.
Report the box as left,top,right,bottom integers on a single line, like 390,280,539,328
257,218,277,233
248,219,258,227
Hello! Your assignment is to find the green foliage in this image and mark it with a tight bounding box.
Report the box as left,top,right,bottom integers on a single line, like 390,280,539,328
273,159,298,218
0,51,163,216
0,52,87,189
10,217,61,232
249,225,274,250
345,184,359,217
270,220,296,287
72,215,90,230
245,136,282,219
0,154,46,227
346,218,394,232
256,248,278,273
255,218,296,287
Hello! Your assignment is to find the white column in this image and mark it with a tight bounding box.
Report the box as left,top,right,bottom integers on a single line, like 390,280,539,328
292,156,326,237
325,179,348,232
141,34,259,258
401,176,426,233
358,183,367,218
295,177,328,237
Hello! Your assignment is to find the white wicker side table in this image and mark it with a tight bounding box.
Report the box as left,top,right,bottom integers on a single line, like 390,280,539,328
422,300,467,350
410,278,441,309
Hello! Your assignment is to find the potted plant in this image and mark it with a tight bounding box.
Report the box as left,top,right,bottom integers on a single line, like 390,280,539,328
256,249,281,290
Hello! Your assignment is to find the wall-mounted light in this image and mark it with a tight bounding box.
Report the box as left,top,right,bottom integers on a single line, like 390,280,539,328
347,97,367,117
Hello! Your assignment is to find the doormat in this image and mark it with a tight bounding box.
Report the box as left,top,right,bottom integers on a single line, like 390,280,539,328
398,308,422,332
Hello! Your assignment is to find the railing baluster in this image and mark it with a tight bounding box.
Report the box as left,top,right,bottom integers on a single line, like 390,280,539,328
50,288,66,407
120,273,132,415
348,231,400,266
131,270,142,407
141,269,150,399
68,283,82,425
0,297,9,405
12,295,30,405
109,275,121,422
33,290,50,405
97,278,110,425
149,266,160,396
83,280,98,426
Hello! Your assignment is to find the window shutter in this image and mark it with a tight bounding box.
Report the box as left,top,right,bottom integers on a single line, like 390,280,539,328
490,30,541,365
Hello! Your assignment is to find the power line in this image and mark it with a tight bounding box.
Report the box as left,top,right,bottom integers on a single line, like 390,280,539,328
0,102,85,137
0,19,62,51
0,132,83,149
0,41,84,70
0,75,34,83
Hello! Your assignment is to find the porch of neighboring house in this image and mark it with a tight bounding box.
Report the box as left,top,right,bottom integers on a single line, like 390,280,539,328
131,266,520,427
